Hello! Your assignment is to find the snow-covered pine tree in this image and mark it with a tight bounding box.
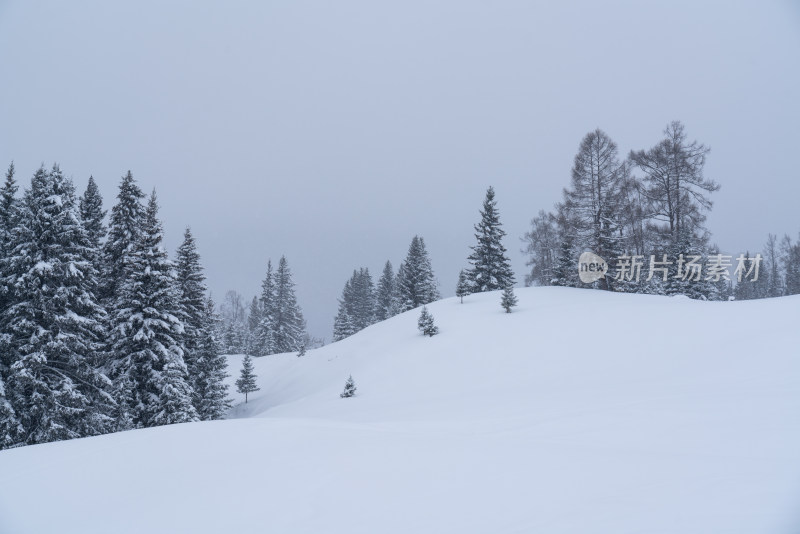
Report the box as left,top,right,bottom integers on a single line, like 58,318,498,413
0,161,18,256
455,269,470,303
340,375,357,398
466,186,515,293
353,268,375,330
272,256,307,353
246,295,262,355
79,176,107,254
109,191,198,428
235,353,259,403
396,235,440,312
101,171,145,303
175,227,208,413
417,306,439,337
375,260,397,321
0,374,22,449
1,164,112,445
194,297,230,419
332,301,357,342
501,285,518,313
257,261,276,355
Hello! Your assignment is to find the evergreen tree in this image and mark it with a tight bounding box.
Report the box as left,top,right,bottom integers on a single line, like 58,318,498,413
375,260,397,321
332,302,357,342
235,353,259,403
0,375,22,449
246,295,262,355
0,161,18,256
467,186,515,292
1,164,112,445
455,269,470,303
340,375,357,398
417,306,439,337
272,256,307,353
501,285,518,313
194,297,230,420
397,236,440,311
175,227,208,414
109,191,198,428
297,343,307,358
256,261,276,355
101,171,145,303
79,176,107,253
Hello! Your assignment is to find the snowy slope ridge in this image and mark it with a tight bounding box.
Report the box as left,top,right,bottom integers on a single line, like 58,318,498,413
1,287,799,534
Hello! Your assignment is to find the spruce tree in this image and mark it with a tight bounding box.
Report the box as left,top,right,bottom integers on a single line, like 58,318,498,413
501,285,518,313
375,260,397,321
340,375,357,398
417,306,439,337
1,164,112,445
175,227,208,413
109,191,198,428
467,186,515,292
101,171,144,303
397,235,440,311
235,353,259,403
79,176,107,252
194,297,230,419
0,372,22,449
0,161,18,256
272,256,307,353
455,269,470,303
257,261,276,355
246,295,262,355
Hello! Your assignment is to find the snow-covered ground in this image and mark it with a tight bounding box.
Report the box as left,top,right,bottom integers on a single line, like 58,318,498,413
1,287,799,533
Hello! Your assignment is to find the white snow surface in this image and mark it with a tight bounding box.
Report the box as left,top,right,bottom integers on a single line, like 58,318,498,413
1,287,799,533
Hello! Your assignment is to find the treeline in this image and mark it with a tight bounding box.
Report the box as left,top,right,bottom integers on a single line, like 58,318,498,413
333,186,516,341
521,121,797,300
0,164,229,450
215,258,309,356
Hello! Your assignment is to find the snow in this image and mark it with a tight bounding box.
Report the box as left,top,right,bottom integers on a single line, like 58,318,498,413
1,287,799,533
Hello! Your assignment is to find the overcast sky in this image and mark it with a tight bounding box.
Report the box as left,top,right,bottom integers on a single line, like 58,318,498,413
1,1,799,339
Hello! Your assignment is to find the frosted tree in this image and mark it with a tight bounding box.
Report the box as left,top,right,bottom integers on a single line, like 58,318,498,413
101,171,145,303
397,235,440,311
417,306,439,337
340,375,357,398
522,210,558,287
109,191,198,428
332,303,357,342
1,165,112,445
236,353,259,403
79,176,107,253
175,227,208,413
256,261,276,355
245,295,262,355
375,260,397,321
0,161,18,256
0,373,22,449
501,285,518,313
467,186,515,292
194,297,230,419
332,268,376,341
272,256,307,353
455,269,470,303
219,290,248,354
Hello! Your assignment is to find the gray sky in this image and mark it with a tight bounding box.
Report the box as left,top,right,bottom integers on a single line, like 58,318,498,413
1,0,799,339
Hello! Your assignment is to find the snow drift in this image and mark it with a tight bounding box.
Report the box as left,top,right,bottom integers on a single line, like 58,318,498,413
1,287,799,533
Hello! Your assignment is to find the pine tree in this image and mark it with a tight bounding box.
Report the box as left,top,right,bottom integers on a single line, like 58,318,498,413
235,353,259,403
271,256,307,353
340,375,357,398
501,285,518,313
397,236,440,311
79,176,107,252
375,260,397,321
0,161,18,256
246,295,262,356
332,302,357,342
0,374,23,449
109,191,197,428
297,343,307,357
455,269,470,303
194,297,230,419
257,261,276,355
1,164,112,445
175,227,208,414
101,171,145,303
467,187,515,293
417,306,439,337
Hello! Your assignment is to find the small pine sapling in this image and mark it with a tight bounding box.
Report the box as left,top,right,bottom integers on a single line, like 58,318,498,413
235,354,260,403
340,375,357,398
417,306,439,337
455,269,470,303
297,343,307,358
501,285,518,313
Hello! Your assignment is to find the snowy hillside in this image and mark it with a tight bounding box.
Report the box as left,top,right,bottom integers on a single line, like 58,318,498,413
1,287,799,534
